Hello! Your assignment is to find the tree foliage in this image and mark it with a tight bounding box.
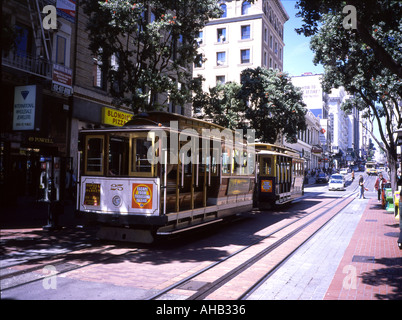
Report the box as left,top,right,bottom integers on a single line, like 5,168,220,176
294,0,402,78
309,8,401,190
193,81,246,130
195,67,307,144
82,0,222,113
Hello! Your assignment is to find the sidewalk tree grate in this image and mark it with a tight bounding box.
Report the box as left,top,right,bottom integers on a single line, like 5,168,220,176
352,255,376,263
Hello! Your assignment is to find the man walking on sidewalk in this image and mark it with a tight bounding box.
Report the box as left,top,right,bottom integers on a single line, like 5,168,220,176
358,175,366,199
374,173,386,202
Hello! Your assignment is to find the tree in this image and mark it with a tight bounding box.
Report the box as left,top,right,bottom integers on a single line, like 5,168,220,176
240,67,307,144
309,11,401,191
193,81,246,130
294,0,402,78
195,67,307,144
82,0,222,113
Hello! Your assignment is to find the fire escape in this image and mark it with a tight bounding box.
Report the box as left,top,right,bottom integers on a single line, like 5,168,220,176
2,0,54,79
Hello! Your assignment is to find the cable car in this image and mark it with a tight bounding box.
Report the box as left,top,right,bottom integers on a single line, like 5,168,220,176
76,112,255,243
252,143,305,209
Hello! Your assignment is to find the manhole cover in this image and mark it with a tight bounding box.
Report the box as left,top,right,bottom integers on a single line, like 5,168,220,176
352,255,375,263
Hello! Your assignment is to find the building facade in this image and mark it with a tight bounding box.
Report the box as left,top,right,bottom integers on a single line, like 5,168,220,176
283,109,322,171
0,0,193,221
1,0,76,209
327,87,359,167
194,0,288,91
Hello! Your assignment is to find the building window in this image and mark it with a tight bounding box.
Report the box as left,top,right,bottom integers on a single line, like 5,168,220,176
220,4,227,18
240,49,250,64
241,1,251,15
217,28,226,42
217,51,226,66
93,51,106,89
14,24,33,57
216,75,225,85
269,35,273,48
197,31,203,45
56,35,66,65
194,53,203,68
264,52,267,66
241,25,250,40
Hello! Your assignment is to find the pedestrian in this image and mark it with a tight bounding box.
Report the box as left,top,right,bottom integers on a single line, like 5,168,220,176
374,173,386,202
358,175,365,199
351,170,355,181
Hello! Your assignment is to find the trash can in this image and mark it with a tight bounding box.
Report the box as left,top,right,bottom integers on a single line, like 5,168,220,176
385,188,394,212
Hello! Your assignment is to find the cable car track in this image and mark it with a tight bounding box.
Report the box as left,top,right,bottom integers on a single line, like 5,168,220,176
147,185,362,300
0,244,142,292
1,175,373,298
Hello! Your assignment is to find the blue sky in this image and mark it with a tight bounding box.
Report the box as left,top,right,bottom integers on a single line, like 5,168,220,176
281,1,324,76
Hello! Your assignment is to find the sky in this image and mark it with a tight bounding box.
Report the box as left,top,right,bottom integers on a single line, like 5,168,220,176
281,1,324,77
280,1,385,151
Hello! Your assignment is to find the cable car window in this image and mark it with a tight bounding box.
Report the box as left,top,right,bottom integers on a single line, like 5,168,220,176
247,150,255,175
129,132,155,176
222,146,232,174
85,135,104,175
261,157,272,175
108,134,129,176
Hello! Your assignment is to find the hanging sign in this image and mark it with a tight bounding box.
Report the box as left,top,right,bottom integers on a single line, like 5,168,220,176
13,85,39,131
52,64,73,96
56,0,76,23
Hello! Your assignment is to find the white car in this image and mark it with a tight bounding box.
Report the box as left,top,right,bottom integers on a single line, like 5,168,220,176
329,174,346,191
339,168,349,175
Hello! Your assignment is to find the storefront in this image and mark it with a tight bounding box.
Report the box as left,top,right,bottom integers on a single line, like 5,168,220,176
0,83,71,213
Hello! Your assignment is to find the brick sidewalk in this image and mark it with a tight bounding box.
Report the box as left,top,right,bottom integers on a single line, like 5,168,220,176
324,198,402,300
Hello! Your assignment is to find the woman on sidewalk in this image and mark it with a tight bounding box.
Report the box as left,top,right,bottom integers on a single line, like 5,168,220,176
359,175,365,199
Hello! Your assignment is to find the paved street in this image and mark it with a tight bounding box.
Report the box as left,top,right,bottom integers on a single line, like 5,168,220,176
1,173,401,301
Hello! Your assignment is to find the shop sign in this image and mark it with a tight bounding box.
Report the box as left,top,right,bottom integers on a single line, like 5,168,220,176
102,107,133,126
52,64,73,96
13,85,40,131
311,146,323,154
56,0,76,23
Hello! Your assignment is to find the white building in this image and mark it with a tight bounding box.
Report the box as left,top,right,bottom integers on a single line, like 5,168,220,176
327,87,359,166
193,0,288,91
283,109,322,170
288,73,329,170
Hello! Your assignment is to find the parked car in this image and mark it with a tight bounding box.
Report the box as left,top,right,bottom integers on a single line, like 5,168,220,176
329,174,346,191
315,172,329,184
